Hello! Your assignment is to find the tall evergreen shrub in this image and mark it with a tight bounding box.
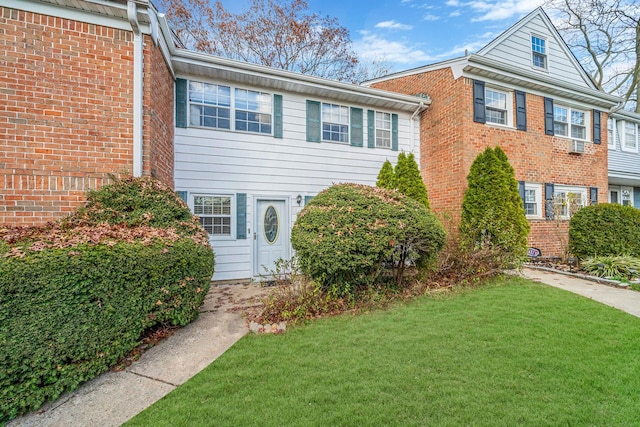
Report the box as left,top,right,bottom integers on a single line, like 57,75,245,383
376,153,430,209
376,160,395,190
459,147,529,265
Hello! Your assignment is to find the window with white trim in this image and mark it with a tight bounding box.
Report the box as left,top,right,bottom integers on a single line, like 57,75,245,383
193,195,232,236
619,121,638,152
524,183,542,218
375,111,391,148
608,118,616,149
553,186,586,219
234,89,272,134
485,88,509,125
322,103,349,143
553,105,588,141
531,35,547,70
188,81,272,135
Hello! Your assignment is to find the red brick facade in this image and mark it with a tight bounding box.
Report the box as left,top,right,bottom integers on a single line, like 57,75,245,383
0,7,174,226
373,68,609,256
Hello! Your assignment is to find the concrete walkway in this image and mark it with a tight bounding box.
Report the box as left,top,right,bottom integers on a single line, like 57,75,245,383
7,282,268,427
520,266,640,318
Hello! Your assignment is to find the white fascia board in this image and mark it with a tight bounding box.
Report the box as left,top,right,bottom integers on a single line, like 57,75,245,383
611,109,640,122
362,57,468,86
172,49,430,112
464,54,622,109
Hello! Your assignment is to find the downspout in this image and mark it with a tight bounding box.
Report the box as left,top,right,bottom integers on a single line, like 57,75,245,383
410,101,426,153
128,1,143,177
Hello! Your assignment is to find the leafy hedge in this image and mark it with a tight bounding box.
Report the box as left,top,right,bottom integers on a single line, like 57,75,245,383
0,177,214,422
569,203,640,259
291,183,445,292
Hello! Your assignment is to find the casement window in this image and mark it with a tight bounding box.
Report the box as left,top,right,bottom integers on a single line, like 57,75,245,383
608,118,617,149
553,186,586,219
322,103,349,143
193,195,233,236
234,89,272,134
375,112,392,148
619,121,638,152
553,105,588,141
531,35,547,70
176,79,283,137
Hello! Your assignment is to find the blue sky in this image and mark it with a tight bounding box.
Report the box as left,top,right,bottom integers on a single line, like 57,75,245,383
220,0,547,72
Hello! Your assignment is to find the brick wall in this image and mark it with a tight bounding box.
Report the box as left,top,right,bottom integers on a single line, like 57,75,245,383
0,7,174,226
372,69,609,257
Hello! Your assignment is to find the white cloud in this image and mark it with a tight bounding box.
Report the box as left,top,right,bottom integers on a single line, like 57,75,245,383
449,10,462,17
353,31,435,65
423,14,440,21
374,20,414,30
451,0,546,22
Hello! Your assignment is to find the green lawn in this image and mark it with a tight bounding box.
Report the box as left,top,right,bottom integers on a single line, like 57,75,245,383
126,277,640,426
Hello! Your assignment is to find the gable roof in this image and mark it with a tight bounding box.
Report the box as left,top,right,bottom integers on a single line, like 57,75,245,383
477,7,595,89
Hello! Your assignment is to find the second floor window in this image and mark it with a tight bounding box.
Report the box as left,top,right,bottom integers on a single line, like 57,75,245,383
375,112,391,148
322,103,349,143
554,106,587,140
622,122,638,152
235,89,272,134
485,89,508,125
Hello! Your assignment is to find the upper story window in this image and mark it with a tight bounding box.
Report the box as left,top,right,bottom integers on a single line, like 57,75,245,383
234,89,272,134
620,121,638,152
189,82,231,129
531,35,547,70
485,88,508,125
608,118,616,149
322,103,349,143
193,195,232,236
554,105,587,141
375,112,391,148
188,81,272,135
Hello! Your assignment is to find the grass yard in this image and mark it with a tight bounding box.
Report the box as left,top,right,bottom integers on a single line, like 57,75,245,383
126,277,640,426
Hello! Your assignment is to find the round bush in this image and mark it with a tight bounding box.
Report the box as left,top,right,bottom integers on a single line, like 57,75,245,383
569,203,640,259
291,183,446,292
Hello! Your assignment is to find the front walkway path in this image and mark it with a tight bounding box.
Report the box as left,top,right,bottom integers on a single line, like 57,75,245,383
520,267,640,318
7,283,268,427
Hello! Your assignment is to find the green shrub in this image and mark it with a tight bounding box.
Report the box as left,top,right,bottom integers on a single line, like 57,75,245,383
0,176,214,422
569,203,640,259
376,153,430,208
459,147,529,266
376,160,396,190
291,183,446,293
580,256,640,279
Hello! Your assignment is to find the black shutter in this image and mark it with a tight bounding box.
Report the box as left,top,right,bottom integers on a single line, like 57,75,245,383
545,183,555,220
473,80,486,123
590,187,598,205
175,78,188,128
518,181,526,206
544,97,554,136
593,110,601,144
515,91,527,131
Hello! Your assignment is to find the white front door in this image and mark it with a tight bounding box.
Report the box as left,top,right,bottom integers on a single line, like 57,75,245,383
255,199,288,277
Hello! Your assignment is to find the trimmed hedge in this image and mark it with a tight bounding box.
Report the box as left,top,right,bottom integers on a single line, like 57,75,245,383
0,177,214,422
291,183,445,292
569,203,640,259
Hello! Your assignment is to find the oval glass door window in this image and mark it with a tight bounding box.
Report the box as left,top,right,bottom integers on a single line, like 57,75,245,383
263,205,279,244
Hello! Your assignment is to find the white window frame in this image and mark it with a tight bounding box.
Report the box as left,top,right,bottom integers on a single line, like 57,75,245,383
188,80,273,136
609,187,620,204
531,34,547,71
524,183,542,219
484,87,513,127
553,185,587,219
375,111,392,148
188,81,231,130
619,120,638,153
553,104,590,142
321,103,350,143
191,194,235,239
234,88,273,135
608,118,617,149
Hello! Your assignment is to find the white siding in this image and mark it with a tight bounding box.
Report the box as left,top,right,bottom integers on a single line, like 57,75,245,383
480,15,590,88
175,83,420,281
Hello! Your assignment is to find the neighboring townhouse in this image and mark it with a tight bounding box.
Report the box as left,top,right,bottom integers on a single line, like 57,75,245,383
366,8,621,256
608,109,640,207
169,50,427,281
1,0,175,226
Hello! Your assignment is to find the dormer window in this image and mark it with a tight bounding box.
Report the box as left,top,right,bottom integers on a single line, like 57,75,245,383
531,35,547,70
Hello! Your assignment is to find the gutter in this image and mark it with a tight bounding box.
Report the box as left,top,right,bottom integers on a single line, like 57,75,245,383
128,0,144,177
410,101,427,153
